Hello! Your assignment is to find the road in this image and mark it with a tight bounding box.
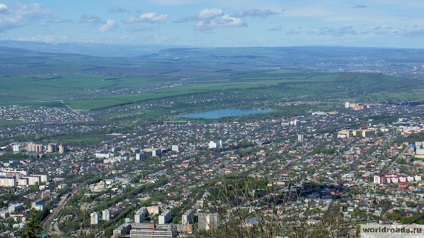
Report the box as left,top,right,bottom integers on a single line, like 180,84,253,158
383,146,408,173
42,186,81,235
61,99,83,117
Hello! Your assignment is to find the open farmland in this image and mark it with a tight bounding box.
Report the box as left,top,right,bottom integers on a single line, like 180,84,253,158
1,46,424,115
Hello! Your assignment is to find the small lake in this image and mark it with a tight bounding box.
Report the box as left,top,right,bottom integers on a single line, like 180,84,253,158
181,109,271,119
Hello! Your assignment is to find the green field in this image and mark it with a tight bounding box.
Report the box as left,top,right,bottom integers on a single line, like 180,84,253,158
64,72,340,110
1,46,423,112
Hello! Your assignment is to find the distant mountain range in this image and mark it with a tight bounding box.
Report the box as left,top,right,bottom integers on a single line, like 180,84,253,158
1,41,423,77
0,40,170,57
2,40,424,61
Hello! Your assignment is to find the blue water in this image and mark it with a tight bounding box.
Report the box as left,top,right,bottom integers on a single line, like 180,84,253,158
181,109,271,119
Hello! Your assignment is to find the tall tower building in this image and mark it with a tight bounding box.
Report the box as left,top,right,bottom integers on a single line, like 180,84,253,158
58,144,66,154
90,212,99,225
102,209,110,221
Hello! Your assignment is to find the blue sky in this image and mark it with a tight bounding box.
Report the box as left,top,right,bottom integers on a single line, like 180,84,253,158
0,0,423,48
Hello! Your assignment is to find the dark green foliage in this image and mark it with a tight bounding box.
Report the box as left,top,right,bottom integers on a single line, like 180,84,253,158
20,210,43,238
200,176,349,238
0,153,36,162
394,133,424,144
387,211,424,225
313,146,336,154
209,175,268,206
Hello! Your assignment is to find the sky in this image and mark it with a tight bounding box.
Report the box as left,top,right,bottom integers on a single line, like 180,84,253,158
0,0,424,48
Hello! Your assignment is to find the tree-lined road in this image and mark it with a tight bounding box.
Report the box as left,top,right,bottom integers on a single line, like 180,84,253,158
42,186,80,235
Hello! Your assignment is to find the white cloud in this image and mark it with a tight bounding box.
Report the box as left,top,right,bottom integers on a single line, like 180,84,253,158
197,8,223,19
80,14,102,24
307,26,357,36
99,19,118,32
0,3,51,32
175,8,247,30
0,3,8,13
124,12,168,23
370,26,424,37
195,14,246,30
140,12,168,22
216,15,246,27
236,9,278,18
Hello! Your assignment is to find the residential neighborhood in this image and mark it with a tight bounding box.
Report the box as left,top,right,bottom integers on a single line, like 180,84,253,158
1,101,424,237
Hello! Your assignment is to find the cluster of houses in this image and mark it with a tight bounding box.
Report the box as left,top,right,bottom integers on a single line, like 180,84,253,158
1,102,424,237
